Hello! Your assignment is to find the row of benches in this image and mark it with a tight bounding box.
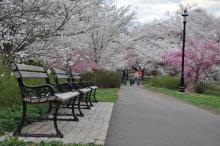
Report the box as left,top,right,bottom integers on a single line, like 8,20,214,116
11,62,98,138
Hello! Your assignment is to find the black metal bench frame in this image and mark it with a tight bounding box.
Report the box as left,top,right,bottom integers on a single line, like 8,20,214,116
51,68,91,117
70,73,98,105
11,62,78,138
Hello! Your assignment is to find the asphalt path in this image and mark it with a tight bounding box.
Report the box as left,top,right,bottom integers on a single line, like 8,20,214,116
105,86,220,146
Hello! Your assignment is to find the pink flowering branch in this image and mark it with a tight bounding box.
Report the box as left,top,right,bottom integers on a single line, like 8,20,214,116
164,37,220,92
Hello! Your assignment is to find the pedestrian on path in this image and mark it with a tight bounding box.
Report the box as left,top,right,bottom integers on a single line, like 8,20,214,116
121,67,129,85
129,71,135,86
136,67,143,86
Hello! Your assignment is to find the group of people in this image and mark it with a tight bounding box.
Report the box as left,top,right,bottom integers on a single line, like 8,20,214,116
121,66,144,87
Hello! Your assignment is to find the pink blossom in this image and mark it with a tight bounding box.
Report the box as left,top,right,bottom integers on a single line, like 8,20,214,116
50,49,102,73
164,37,220,92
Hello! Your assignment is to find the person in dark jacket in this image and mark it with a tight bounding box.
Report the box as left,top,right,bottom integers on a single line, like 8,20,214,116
121,67,129,85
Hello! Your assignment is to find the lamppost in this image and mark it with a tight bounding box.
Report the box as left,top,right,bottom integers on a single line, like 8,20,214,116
179,9,188,92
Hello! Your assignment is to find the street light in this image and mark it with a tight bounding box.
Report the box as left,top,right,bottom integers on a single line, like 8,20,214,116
179,9,188,92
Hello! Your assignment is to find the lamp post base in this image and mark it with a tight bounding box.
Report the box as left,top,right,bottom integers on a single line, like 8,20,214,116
178,87,185,92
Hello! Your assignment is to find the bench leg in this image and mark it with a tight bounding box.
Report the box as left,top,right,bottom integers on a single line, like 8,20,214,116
77,94,84,117
89,90,93,107
71,97,79,121
54,101,63,138
13,102,27,136
85,92,90,109
47,102,53,114
93,89,98,103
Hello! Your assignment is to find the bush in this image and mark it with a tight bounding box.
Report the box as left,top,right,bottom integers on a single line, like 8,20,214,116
24,59,49,67
195,83,205,94
0,64,51,106
145,76,180,90
81,70,121,88
81,72,94,81
0,64,21,106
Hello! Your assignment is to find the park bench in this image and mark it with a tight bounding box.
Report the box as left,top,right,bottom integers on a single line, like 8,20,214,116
69,72,98,106
51,68,91,116
11,62,79,138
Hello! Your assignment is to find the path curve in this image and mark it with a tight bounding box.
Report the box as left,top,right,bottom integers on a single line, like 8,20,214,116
105,86,220,146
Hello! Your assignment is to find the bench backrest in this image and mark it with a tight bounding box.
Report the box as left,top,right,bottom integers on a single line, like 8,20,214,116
11,62,51,98
11,62,49,80
70,72,82,82
51,68,69,84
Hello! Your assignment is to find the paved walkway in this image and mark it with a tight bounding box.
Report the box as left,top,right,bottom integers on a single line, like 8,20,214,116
18,102,113,145
106,86,220,146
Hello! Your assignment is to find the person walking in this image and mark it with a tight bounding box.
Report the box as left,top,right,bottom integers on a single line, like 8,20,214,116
129,71,135,86
121,67,129,85
136,67,143,86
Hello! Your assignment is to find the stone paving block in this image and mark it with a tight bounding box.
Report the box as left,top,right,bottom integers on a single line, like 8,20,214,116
6,102,115,145
95,139,105,145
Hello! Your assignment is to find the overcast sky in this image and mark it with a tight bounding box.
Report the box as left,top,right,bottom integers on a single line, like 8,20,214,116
110,0,220,23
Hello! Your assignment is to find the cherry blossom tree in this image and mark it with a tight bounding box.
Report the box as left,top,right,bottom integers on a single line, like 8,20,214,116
50,48,100,73
80,2,134,64
0,0,91,63
128,7,220,73
164,37,220,92
46,0,134,71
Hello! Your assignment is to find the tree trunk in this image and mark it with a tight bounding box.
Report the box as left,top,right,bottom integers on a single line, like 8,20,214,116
186,82,196,93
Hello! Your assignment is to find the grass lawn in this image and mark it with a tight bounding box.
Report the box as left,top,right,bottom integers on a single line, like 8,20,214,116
96,88,118,102
144,80,220,113
0,88,118,135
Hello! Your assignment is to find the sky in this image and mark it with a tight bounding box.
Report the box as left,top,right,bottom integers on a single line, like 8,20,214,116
109,0,220,23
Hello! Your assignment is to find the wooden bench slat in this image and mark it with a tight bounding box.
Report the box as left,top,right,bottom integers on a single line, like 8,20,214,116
14,71,48,78
56,74,69,79
11,63,45,72
74,76,81,79
72,72,80,76
53,68,67,75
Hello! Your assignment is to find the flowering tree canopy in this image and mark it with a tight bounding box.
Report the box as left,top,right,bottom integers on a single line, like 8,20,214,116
164,37,220,92
128,7,220,73
50,48,100,73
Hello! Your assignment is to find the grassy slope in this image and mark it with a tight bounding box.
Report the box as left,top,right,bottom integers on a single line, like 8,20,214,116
144,80,220,112
96,88,118,102
0,88,118,135
0,64,118,145
0,88,118,145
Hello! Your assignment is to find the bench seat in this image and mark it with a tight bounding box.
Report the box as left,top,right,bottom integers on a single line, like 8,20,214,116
79,88,91,94
55,91,80,102
23,91,79,103
90,86,98,90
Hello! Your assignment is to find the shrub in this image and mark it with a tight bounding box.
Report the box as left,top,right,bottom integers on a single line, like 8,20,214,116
81,72,94,81
24,59,49,67
0,64,21,106
81,70,121,88
146,76,180,90
195,83,205,94
0,64,50,107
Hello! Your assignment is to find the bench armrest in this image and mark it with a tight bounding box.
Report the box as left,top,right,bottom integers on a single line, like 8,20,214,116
50,83,72,93
70,82,81,90
22,84,55,99
88,81,95,86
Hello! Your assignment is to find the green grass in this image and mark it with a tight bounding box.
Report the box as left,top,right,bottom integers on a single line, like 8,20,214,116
0,88,118,135
144,79,220,112
0,64,118,136
0,105,48,135
96,88,118,102
0,137,97,146
145,76,180,90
